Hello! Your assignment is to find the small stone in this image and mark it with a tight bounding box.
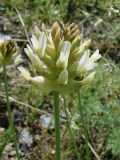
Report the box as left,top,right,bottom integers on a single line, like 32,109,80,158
39,114,55,129
19,128,33,147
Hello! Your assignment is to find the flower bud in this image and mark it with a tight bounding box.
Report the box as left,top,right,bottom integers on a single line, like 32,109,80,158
54,28,61,48
73,39,91,60
52,22,60,40
46,44,56,59
69,23,75,29
71,34,83,50
34,26,41,39
69,29,80,41
41,23,46,32
70,25,79,34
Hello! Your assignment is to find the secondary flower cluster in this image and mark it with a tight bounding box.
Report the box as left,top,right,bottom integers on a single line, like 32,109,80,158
19,22,101,94
0,36,18,64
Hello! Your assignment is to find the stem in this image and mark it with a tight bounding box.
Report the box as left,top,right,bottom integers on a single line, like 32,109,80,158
3,63,20,160
53,91,61,160
77,90,90,160
63,97,81,160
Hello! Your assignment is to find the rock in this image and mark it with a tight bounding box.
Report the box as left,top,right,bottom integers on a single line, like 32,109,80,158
0,34,11,40
19,128,33,147
39,114,55,129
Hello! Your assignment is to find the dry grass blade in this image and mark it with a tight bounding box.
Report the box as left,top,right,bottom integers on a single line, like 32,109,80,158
0,92,52,116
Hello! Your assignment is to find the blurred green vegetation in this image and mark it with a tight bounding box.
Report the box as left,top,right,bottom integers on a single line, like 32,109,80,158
3,0,120,59
74,59,120,158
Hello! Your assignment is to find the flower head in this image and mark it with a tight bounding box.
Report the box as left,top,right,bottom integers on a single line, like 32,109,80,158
19,22,101,94
0,36,18,64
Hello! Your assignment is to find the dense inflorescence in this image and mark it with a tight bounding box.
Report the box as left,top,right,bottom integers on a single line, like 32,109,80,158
19,22,101,94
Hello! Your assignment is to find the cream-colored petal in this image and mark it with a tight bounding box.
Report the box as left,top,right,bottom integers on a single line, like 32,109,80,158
56,41,71,69
90,49,101,62
27,44,33,53
80,72,96,84
14,54,22,64
24,47,43,72
84,61,97,71
38,32,47,57
18,67,31,81
76,49,90,74
30,76,44,86
30,76,53,93
57,69,68,85
31,34,39,50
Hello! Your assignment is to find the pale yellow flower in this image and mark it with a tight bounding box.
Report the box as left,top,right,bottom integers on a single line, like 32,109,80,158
19,22,101,94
